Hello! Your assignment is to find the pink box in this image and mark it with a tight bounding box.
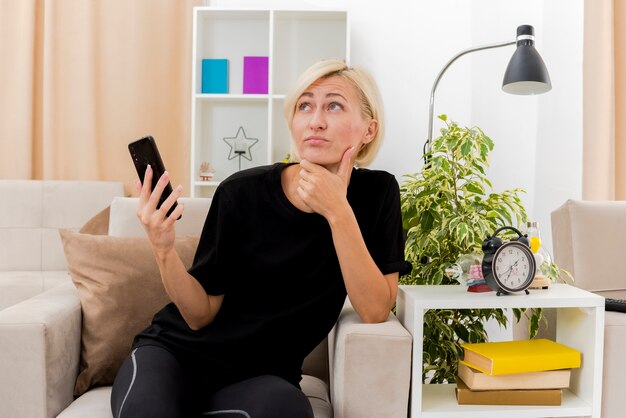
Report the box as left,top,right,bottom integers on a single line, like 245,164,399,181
243,56,269,94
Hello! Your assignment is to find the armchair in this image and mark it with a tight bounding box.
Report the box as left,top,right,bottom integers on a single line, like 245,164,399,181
0,197,412,418
551,199,626,418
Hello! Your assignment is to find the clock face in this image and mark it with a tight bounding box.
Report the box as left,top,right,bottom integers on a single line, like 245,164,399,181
492,242,536,292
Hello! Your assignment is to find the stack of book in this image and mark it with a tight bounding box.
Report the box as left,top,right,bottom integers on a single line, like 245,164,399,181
455,339,581,406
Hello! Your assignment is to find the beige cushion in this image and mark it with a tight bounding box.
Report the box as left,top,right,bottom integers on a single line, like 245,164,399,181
0,180,43,228
79,206,111,235
0,228,42,271
42,181,124,229
301,375,332,418
551,199,626,292
0,180,124,272
59,229,199,396
302,338,329,384
109,197,211,238
56,387,113,418
0,271,69,311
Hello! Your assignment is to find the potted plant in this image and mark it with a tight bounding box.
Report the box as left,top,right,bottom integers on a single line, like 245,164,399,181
400,115,568,383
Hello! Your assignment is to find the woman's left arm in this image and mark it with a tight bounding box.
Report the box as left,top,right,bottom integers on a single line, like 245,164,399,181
297,150,398,323
326,208,399,323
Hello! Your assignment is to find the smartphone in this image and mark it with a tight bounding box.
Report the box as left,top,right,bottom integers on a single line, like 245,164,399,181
128,136,180,219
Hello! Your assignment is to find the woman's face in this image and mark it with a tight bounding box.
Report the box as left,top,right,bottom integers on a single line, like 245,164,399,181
291,76,377,173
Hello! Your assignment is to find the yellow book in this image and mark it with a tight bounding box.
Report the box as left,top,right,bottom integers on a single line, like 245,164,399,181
460,339,581,376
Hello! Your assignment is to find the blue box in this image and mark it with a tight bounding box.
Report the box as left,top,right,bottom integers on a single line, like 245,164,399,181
202,59,228,93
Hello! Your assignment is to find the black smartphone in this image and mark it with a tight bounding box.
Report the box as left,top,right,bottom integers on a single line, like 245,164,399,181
128,136,180,219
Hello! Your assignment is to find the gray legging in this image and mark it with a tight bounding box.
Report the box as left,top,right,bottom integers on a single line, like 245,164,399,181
110,345,314,418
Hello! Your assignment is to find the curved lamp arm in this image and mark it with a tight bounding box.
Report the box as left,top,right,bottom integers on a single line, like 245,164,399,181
425,39,516,159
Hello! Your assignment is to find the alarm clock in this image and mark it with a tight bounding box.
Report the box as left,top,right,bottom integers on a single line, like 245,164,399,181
481,226,536,296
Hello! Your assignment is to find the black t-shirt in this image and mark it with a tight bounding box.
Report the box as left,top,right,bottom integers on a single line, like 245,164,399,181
134,162,411,388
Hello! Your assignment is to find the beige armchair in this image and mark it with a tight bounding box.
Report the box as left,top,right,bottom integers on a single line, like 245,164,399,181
552,199,626,418
0,197,412,418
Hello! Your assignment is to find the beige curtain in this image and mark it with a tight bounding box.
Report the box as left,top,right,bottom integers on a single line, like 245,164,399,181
0,0,202,195
583,0,626,200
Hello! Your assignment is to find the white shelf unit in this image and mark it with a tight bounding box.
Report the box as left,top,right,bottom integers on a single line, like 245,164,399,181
396,284,605,418
190,8,349,197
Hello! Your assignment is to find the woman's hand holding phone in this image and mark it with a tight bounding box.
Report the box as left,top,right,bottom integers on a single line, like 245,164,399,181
128,136,181,219
135,165,185,258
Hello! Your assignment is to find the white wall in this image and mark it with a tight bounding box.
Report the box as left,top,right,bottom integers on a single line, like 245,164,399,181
209,0,584,252
468,0,584,253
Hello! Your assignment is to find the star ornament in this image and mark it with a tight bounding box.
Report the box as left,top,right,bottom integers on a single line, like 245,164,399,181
223,127,259,161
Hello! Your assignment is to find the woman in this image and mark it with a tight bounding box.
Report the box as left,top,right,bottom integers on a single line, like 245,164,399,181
111,59,411,418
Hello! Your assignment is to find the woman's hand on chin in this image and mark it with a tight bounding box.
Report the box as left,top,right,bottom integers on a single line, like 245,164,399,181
296,147,354,221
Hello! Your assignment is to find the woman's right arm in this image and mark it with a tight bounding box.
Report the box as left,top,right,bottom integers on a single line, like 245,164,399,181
137,165,223,331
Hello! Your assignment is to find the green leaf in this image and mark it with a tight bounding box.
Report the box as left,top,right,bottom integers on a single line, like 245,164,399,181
486,210,500,219
494,207,512,225
460,140,472,157
457,223,469,246
484,134,494,150
420,210,435,231
471,161,486,175
512,308,522,322
416,188,434,199
529,310,540,338
431,270,444,285
465,182,485,195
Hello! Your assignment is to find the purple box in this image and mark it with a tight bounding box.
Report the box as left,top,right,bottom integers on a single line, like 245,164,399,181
243,56,269,94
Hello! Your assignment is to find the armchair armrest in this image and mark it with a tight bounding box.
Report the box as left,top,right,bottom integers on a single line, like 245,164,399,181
329,300,412,418
0,282,81,418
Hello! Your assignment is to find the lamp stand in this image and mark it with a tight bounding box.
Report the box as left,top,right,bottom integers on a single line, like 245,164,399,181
424,40,516,163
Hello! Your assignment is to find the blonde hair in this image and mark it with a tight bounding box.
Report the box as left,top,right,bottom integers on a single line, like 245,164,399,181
283,59,384,167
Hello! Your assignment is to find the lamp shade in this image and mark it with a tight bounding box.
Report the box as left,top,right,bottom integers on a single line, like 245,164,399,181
502,25,551,95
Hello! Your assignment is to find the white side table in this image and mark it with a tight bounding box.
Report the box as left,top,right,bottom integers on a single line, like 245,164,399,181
396,283,605,418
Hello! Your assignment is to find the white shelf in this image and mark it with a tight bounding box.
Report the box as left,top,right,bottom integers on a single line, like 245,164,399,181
398,283,604,310
195,94,287,101
194,181,220,187
190,7,348,197
195,94,270,101
396,284,605,418
421,385,592,418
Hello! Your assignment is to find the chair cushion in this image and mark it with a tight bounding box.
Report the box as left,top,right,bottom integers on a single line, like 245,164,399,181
552,199,626,292
59,229,199,397
79,206,110,235
56,387,113,418
0,271,69,310
57,377,331,418
108,197,211,238
301,375,332,418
